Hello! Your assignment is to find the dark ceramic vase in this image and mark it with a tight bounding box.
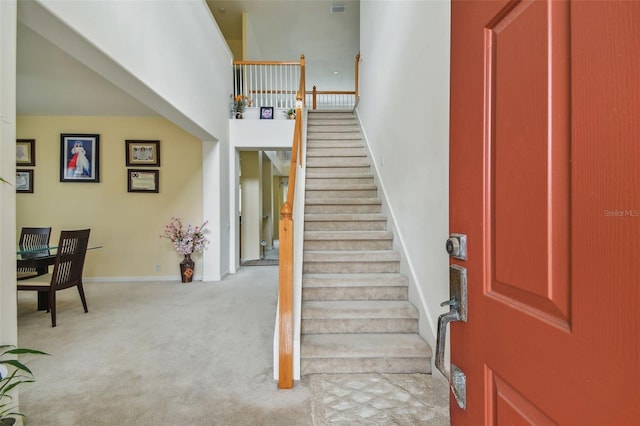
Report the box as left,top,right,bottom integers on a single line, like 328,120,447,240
180,254,195,283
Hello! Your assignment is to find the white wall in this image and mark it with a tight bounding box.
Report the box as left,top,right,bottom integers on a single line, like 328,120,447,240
0,0,17,348
358,1,451,357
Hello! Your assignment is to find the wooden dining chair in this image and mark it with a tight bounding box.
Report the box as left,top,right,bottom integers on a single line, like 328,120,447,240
17,227,52,280
17,229,91,327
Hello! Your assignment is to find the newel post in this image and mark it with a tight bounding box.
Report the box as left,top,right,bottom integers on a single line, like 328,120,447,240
355,52,360,98
278,201,294,389
312,85,317,110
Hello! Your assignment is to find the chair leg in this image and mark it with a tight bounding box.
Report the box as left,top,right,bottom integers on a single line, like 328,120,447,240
49,290,56,327
77,282,89,313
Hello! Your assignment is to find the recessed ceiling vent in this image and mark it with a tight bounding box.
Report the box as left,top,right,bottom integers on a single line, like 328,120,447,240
331,4,347,13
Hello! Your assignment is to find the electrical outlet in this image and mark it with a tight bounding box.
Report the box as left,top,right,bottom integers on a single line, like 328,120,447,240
155,264,161,272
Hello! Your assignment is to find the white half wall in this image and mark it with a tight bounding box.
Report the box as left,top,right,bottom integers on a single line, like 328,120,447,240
0,0,17,348
358,0,451,360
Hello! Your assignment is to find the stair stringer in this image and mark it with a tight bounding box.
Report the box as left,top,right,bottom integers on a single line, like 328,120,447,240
352,109,442,375
273,109,308,382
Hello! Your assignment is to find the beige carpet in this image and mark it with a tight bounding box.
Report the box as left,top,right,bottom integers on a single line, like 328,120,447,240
15,266,449,425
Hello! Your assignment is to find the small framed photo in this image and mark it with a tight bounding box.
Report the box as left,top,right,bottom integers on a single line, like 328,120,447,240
127,169,159,193
16,139,35,166
16,169,34,193
260,106,274,120
60,134,99,182
125,140,160,167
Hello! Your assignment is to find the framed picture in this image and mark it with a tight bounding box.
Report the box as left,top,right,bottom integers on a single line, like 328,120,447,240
16,169,34,193
16,139,35,166
260,106,274,120
125,140,160,167
60,134,99,182
127,169,159,193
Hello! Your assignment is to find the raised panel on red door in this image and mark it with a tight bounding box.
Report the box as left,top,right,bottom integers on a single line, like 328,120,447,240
450,0,639,424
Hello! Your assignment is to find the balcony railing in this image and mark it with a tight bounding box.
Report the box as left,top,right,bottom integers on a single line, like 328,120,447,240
232,59,303,110
232,53,360,113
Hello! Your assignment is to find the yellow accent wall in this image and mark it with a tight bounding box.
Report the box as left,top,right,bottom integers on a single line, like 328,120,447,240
16,116,204,280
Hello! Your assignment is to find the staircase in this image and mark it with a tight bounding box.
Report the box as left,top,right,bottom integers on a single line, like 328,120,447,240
300,111,432,375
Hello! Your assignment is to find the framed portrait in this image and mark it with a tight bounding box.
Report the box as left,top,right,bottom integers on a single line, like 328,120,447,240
60,134,100,182
16,169,34,193
125,140,160,167
260,106,274,120
127,169,159,193
16,139,35,166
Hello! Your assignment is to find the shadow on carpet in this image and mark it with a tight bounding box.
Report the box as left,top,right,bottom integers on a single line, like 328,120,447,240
242,259,279,266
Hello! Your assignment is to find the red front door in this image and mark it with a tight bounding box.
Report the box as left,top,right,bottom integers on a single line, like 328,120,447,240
449,1,639,424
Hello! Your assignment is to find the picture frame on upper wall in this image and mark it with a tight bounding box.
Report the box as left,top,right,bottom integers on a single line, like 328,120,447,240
16,139,35,166
60,134,100,183
127,169,159,193
260,107,274,120
16,169,33,193
125,140,160,167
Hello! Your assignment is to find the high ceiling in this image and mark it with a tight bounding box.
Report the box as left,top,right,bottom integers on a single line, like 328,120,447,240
16,0,360,116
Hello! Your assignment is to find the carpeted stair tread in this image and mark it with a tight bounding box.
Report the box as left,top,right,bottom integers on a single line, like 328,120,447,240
306,157,371,167
307,148,367,157
307,133,363,140
301,300,418,320
305,197,381,205
308,125,361,133
303,250,400,262
306,140,364,148
304,213,386,222
303,273,408,288
301,334,431,359
304,230,393,241
306,170,373,178
306,183,377,191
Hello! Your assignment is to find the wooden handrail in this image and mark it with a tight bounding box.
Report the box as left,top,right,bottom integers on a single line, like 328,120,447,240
232,60,301,66
278,55,304,389
307,89,357,95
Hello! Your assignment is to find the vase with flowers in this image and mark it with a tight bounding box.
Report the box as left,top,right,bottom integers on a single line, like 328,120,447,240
230,94,252,119
161,217,208,283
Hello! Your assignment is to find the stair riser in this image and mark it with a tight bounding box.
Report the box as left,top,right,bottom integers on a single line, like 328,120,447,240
308,113,356,120
306,166,371,174
300,358,431,375
307,126,360,132
307,141,364,148
304,205,381,214
304,221,387,231
307,178,374,185
306,190,378,199
307,120,358,126
304,240,392,251
307,149,367,157
303,262,400,274
302,286,408,301
307,133,362,140
306,158,371,168
301,319,418,334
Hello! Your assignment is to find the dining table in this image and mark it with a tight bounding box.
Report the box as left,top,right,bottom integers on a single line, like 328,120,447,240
17,244,102,310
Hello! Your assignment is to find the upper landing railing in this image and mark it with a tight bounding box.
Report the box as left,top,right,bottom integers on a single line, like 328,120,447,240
232,53,360,112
